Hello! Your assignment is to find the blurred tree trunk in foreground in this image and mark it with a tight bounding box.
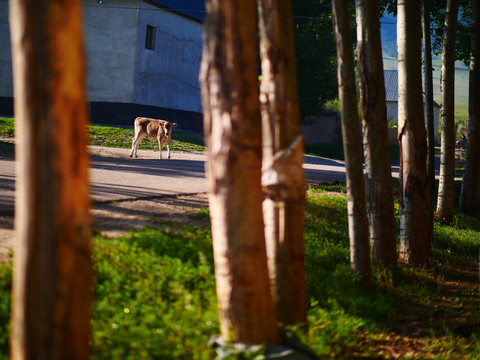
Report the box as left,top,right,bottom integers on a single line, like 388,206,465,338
9,0,92,358
356,0,397,268
332,0,372,287
397,0,429,266
199,0,281,345
258,0,307,326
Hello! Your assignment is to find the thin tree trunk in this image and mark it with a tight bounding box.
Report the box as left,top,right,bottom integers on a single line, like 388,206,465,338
423,0,435,248
199,0,281,345
9,0,92,358
397,0,429,266
436,0,459,223
356,0,397,268
332,0,371,287
459,0,480,216
257,0,307,326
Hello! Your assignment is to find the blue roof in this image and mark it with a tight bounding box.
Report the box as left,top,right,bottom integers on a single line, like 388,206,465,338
384,70,441,108
384,70,398,102
151,0,205,22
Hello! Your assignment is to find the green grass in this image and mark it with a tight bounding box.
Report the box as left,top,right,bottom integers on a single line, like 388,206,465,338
90,227,217,360
455,102,469,138
4,117,405,160
0,264,11,358
0,118,14,138
0,118,205,152
1,186,480,359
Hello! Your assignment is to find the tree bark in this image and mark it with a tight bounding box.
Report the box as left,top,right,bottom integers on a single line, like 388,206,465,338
459,0,480,216
356,0,397,268
332,0,371,287
436,0,459,223
257,0,307,326
397,0,429,266
423,0,436,248
9,0,92,358
199,0,281,345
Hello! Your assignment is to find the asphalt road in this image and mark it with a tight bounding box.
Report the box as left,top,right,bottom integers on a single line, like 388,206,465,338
0,144,368,215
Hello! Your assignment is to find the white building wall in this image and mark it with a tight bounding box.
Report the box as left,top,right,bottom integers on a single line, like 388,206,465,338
0,2,12,98
83,0,141,103
134,3,203,113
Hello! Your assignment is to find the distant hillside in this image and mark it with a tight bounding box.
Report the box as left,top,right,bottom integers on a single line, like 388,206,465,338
380,14,469,105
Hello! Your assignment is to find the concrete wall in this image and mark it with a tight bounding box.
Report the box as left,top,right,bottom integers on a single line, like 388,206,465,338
83,0,141,103
302,114,342,144
0,2,12,98
134,3,203,113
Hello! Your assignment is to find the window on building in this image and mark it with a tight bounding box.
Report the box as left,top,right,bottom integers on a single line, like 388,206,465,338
145,25,156,50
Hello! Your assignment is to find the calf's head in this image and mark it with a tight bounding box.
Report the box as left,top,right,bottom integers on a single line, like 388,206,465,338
163,122,178,137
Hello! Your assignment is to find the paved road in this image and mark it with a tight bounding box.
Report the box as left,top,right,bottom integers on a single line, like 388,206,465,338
0,145,367,215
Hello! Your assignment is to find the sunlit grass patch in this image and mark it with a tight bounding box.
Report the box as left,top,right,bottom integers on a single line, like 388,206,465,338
91,227,217,360
87,124,205,153
0,118,14,138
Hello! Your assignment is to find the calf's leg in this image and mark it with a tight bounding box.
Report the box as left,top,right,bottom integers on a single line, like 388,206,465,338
130,133,144,158
158,138,163,159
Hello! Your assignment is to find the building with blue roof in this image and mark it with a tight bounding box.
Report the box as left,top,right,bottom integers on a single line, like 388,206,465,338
384,70,440,142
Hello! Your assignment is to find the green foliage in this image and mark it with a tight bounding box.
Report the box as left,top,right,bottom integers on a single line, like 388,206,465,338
0,118,14,138
379,0,472,65
292,0,339,118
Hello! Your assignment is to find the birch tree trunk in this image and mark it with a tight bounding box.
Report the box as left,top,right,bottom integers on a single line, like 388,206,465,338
423,0,436,247
257,0,307,326
332,0,371,287
356,0,397,268
397,0,429,266
459,0,480,216
9,0,92,358
199,0,281,344
436,0,459,223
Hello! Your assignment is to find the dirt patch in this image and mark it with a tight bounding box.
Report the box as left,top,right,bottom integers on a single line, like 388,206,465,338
92,192,209,238
0,193,209,263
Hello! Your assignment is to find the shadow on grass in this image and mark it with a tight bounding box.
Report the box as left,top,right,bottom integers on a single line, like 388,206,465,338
303,188,480,358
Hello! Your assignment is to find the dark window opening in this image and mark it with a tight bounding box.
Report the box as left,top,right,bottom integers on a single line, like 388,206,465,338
145,25,156,50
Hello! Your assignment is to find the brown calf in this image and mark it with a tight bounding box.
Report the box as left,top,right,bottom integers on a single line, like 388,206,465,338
129,117,178,159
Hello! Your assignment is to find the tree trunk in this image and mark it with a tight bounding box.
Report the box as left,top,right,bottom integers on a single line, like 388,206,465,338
257,0,307,326
9,0,92,358
459,0,480,216
423,0,436,247
356,0,397,268
199,0,281,345
332,0,371,287
436,0,459,223
397,0,429,266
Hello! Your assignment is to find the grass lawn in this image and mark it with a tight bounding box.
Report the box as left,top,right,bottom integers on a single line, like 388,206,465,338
1,185,480,359
1,117,480,358
0,117,205,153
455,102,469,137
